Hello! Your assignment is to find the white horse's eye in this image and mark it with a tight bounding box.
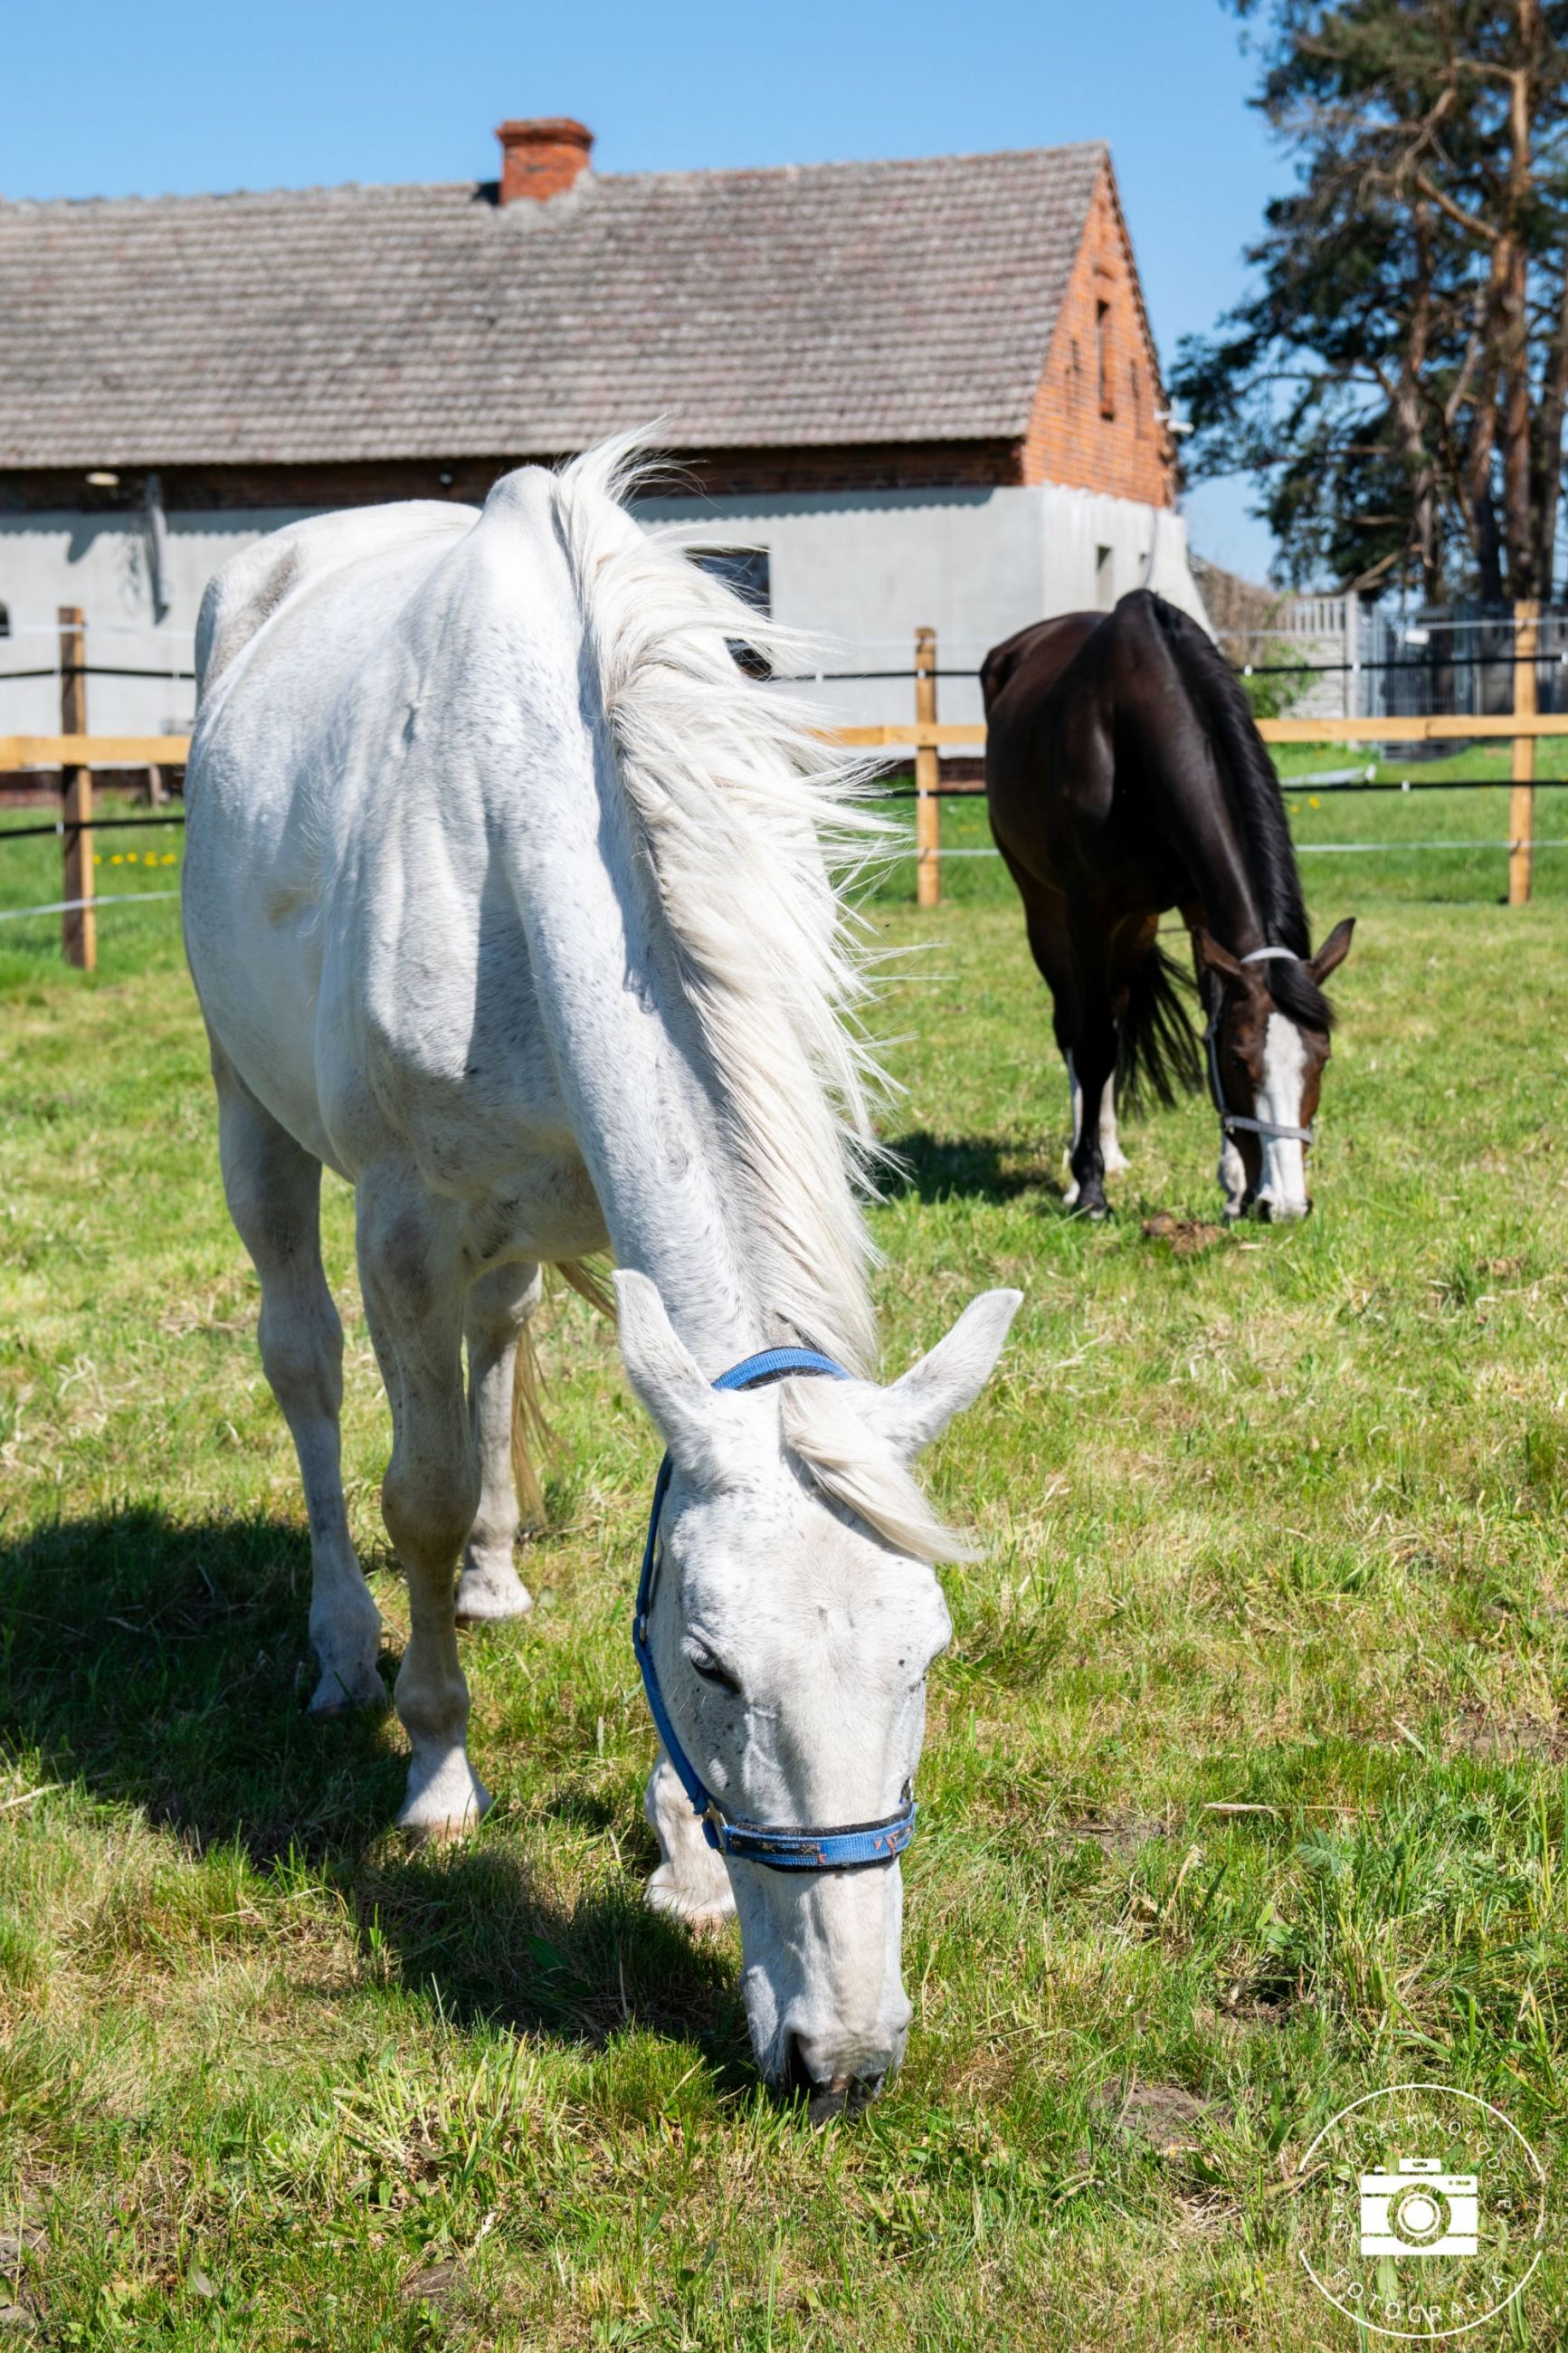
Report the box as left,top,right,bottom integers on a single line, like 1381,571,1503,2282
685,1641,740,1691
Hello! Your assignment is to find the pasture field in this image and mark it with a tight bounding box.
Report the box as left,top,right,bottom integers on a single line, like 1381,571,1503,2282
1,798,1566,2347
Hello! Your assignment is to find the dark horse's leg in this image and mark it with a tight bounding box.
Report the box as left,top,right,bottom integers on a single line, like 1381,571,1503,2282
1011,875,1109,1224
1063,976,1117,1219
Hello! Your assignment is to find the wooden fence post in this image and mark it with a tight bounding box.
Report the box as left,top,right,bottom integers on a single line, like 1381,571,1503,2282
59,605,95,971
1508,598,1539,907
914,625,939,909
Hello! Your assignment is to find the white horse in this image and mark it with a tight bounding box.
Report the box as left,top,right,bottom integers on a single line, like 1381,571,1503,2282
182,442,1019,2102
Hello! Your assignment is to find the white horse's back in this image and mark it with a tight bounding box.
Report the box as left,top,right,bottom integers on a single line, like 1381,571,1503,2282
195,498,480,691
185,476,575,1170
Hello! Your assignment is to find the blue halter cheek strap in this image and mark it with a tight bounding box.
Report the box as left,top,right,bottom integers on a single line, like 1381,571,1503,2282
632,1345,918,1873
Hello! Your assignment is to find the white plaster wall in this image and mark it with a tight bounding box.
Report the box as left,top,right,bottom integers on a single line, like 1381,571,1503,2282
0,512,301,738
0,483,1210,742
640,481,1208,726
636,486,1046,727
1038,487,1210,643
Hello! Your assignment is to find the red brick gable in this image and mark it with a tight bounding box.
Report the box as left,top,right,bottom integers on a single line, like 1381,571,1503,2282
1022,160,1174,507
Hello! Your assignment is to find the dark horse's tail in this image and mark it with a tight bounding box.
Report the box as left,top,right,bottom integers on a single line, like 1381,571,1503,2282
1116,939,1202,1113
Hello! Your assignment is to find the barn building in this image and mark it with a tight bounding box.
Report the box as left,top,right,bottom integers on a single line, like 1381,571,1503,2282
0,119,1205,740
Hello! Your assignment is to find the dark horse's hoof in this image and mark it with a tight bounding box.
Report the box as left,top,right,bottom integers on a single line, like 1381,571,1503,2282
1067,1186,1109,1221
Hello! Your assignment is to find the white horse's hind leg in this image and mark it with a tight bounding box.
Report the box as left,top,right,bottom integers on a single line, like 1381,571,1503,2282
214,1052,384,1714
1099,1080,1130,1176
357,1174,489,1837
644,1750,736,1927
456,1261,543,1624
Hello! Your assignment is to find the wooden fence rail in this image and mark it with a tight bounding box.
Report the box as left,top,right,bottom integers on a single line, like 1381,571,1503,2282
5,601,1563,925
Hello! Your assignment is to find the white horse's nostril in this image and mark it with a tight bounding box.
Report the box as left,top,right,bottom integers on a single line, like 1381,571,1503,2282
780,2020,900,2121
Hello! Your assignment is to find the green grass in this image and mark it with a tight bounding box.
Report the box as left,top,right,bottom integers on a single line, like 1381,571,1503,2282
0,795,186,994
1,832,1566,2346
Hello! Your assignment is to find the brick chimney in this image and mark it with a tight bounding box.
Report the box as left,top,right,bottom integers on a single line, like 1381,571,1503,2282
495,118,594,205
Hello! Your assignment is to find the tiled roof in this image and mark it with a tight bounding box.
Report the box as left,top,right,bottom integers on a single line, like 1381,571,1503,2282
0,143,1107,468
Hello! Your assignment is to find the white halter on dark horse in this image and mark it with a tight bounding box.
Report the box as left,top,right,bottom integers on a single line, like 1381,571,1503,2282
181,438,1019,2105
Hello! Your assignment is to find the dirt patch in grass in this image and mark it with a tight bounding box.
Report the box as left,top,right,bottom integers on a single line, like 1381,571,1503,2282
402,2258,469,2310
1056,1810,1168,1858
1093,2077,1227,2154
1447,1701,1567,1761
1141,1214,1225,1257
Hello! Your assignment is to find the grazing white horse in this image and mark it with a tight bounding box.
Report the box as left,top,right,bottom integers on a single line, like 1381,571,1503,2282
182,443,1019,2101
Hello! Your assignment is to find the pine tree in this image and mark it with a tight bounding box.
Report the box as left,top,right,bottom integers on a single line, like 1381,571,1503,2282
1174,1,1568,600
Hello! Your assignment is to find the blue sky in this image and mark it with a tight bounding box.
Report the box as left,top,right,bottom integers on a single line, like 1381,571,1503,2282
4,0,1287,577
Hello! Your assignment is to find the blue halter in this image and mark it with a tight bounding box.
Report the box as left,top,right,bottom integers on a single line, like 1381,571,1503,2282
632,1345,919,1873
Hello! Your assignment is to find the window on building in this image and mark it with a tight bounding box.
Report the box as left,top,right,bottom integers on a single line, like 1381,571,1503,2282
693,548,770,614
0,604,10,639
1095,545,1115,610
1096,299,1114,419
1129,361,1142,432
693,548,772,675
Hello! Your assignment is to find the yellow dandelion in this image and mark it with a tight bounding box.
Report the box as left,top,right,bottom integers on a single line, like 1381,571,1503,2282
110,853,124,864
92,853,102,865
1309,795,1321,809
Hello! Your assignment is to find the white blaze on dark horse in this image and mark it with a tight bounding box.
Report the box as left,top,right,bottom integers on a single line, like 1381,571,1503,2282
180,439,1019,2107
983,590,1354,1222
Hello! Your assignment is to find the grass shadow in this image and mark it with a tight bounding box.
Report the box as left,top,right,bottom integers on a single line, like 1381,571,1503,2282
883,1128,1060,1205
0,1506,747,2068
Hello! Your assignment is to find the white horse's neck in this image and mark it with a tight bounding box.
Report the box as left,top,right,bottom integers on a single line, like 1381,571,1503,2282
539,829,781,1370
496,607,857,1377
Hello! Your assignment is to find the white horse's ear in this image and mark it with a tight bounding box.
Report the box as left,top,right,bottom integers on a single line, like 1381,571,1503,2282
869,1289,1022,1462
613,1271,715,1468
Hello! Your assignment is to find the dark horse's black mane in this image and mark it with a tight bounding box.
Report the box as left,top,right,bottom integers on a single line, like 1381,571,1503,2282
1148,596,1335,1037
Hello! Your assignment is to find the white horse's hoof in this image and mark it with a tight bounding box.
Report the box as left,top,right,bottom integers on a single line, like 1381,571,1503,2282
1062,1177,1081,1207
397,1750,491,1841
455,1560,534,1623
1102,1146,1130,1176
309,1657,387,1715
647,1862,736,1928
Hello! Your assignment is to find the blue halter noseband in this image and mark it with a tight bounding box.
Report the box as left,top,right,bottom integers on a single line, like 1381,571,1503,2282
632,1345,919,1873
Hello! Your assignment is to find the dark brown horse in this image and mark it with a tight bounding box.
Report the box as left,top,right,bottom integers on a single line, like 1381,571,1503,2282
982,590,1354,1222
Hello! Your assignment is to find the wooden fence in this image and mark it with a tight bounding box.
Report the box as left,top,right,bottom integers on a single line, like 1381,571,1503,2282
8,604,1568,959
834,600,1563,908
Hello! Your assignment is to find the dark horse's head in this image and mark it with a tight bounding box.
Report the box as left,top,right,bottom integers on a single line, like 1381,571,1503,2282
1194,921,1354,1222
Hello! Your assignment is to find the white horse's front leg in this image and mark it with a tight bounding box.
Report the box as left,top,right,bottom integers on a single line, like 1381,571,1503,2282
358,1174,489,1839
214,1050,384,1715
456,1259,543,1624
644,1750,736,1926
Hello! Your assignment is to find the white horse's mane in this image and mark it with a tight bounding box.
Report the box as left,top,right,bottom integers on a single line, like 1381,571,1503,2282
554,440,968,1563
554,435,889,1379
